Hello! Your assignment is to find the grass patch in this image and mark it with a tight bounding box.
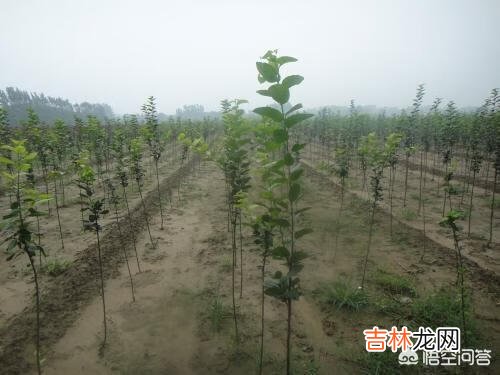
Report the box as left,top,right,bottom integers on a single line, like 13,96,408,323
410,288,479,346
314,280,369,312
41,257,72,276
371,269,416,297
209,296,230,332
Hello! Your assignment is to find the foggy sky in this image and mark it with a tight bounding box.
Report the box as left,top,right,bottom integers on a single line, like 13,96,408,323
1,0,499,115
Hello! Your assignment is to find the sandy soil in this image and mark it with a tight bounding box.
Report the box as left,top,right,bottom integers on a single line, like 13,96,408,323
0,146,181,329
1,154,499,374
304,142,500,276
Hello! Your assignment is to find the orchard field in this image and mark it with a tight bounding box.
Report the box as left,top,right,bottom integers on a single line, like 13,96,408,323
0,51,499,375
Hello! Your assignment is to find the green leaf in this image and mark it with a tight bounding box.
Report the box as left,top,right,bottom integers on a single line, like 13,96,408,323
256,62,279,83
295,206,312,215
277,56,298,65
284,153,294,166
268,84,290,105
286,103,303,115
285,113,314,128
0,156,13,165
295,228,313,239
253,107,283,122
290,167,303,181
272,246,290,259
6,239,17,252
273,128,288,143
264,278,287,301
274,218,290,228
289,183,301,202
256,89,271,97
282,75,304,89
3,210,19,220
273,270,283,279
292,143,306,153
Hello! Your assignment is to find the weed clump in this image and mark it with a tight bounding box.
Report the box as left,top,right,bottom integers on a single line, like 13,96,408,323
209,296,230,333
41,258,72,276
372,269,416,297
314,280,369,312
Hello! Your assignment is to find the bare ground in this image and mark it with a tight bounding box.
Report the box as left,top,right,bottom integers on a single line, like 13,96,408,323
1,156,498,374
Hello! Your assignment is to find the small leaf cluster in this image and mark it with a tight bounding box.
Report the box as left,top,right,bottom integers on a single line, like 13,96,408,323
75,159,108,232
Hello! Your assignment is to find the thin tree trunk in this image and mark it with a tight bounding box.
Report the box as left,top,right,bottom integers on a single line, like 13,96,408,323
361,202,377,289
239,214,243,298
138,183,155,248
442,163,449,216
53,180,65,250
114,205,136,301
484,161,490,197
488,166,497,246
467,171,476,238
60,175,66,206
451,228,467,346
418,151,424,214
231,212,239,343
43,167,50,215
286,299,292,375
403,153,409,207
389,166,395,237
154,159,164,230
259,252,267,375
28,256,41,375
36,216,42,270
333,181,344,259
122,188,141,272
96,228,107,346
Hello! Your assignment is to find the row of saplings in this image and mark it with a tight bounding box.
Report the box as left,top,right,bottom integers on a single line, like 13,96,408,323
0,106,208,374
218,51,473,375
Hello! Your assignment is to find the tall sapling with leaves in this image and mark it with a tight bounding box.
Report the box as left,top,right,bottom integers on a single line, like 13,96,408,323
76,159,109,347
253,50,313,375
0,140,50,375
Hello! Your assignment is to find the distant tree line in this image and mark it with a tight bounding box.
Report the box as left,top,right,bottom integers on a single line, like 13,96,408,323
0,87,114,125
173,104,220,120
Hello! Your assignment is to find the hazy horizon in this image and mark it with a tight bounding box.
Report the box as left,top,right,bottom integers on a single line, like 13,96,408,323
1,0,499,115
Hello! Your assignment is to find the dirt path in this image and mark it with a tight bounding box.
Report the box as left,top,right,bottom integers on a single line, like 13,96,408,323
43,161,227,374
43,167,212,374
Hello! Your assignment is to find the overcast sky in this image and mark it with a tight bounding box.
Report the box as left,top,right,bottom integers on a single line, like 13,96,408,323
1,0,499,115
